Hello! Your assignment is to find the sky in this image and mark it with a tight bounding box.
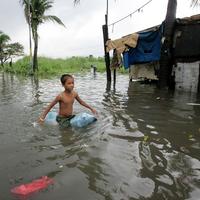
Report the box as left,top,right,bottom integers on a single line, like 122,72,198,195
0,0,199,58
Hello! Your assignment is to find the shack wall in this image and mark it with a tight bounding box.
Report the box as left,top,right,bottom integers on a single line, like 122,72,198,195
173,22,200,61
175,61,200,92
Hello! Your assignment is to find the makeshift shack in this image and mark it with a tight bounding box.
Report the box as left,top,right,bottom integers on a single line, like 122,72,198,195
173,14,200,92
106,14,200,93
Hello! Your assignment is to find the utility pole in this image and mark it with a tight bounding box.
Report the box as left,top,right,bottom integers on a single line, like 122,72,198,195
102,0,111,82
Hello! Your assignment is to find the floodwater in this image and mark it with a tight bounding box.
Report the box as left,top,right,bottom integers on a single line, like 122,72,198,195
0,71,200,200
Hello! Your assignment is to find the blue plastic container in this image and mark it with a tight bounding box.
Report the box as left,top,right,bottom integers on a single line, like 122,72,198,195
45,112,97,128
70,112,97,128
45,111,58,125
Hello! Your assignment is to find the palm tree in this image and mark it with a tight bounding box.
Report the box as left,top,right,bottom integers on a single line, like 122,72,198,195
158,0,177,88
21,0,65,72
0,31,11,67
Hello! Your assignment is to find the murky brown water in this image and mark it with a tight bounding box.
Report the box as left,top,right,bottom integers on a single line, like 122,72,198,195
0,72,200,200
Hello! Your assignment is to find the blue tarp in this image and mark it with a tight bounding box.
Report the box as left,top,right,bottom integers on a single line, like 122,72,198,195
123,28,162,69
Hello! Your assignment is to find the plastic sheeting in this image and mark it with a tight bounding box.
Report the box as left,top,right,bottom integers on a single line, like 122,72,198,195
123,28,162,69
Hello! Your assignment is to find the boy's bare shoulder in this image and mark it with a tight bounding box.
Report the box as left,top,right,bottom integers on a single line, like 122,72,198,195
73,90,78,97
56,92,64,100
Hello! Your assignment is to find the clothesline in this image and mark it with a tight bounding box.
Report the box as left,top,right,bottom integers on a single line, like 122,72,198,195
108,0,153,27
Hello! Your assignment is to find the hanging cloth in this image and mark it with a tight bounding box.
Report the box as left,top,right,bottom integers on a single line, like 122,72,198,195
110,49,122,69
106,33,139,54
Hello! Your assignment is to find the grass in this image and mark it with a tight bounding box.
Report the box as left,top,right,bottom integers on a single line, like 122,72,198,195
1,56,128,77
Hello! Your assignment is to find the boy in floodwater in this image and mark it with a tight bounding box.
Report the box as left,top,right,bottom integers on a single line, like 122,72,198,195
38,74,97,127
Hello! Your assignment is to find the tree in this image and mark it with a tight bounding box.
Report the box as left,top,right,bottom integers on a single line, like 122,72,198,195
21,0,65,72
6,43,24,66
158,0,177,88
0,31,10,67
0,31,24,67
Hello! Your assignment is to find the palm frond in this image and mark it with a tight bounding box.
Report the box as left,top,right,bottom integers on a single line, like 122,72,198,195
42,15,65,27
74,0,80,5
20,0,32,24
42,0,53,10
190,0,200,7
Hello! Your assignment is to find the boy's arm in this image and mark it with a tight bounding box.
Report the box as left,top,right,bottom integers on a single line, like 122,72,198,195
75,93,97,115
38,95,60,123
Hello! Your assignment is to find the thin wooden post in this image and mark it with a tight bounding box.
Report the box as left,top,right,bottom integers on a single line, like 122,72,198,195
198,64,200,93
113,69,116,87
102,16,111,82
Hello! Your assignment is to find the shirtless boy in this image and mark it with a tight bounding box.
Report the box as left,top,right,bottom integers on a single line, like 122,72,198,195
38,74,97,127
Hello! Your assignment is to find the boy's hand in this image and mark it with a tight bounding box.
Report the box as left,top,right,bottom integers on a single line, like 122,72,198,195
91,108,98,116
38,117,45,124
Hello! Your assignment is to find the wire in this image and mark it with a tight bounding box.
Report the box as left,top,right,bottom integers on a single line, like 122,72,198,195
108,0,153,27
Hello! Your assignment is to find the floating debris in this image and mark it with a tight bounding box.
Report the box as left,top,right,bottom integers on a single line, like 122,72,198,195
11,176,53,195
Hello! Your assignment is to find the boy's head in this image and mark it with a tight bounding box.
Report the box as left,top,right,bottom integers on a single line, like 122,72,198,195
60,74,73,85
60,74,74,92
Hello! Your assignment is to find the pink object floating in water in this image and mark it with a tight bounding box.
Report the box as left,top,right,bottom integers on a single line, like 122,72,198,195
11,176,53,195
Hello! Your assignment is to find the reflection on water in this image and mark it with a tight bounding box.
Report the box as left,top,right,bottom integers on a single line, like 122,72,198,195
0,72,200,200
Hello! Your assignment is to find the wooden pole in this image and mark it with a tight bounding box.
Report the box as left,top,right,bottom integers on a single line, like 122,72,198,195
113,68,116,87
102,15,111,82
198,65,200,93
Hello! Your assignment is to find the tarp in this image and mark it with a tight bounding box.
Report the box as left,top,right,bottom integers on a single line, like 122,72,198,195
123,28,162,69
